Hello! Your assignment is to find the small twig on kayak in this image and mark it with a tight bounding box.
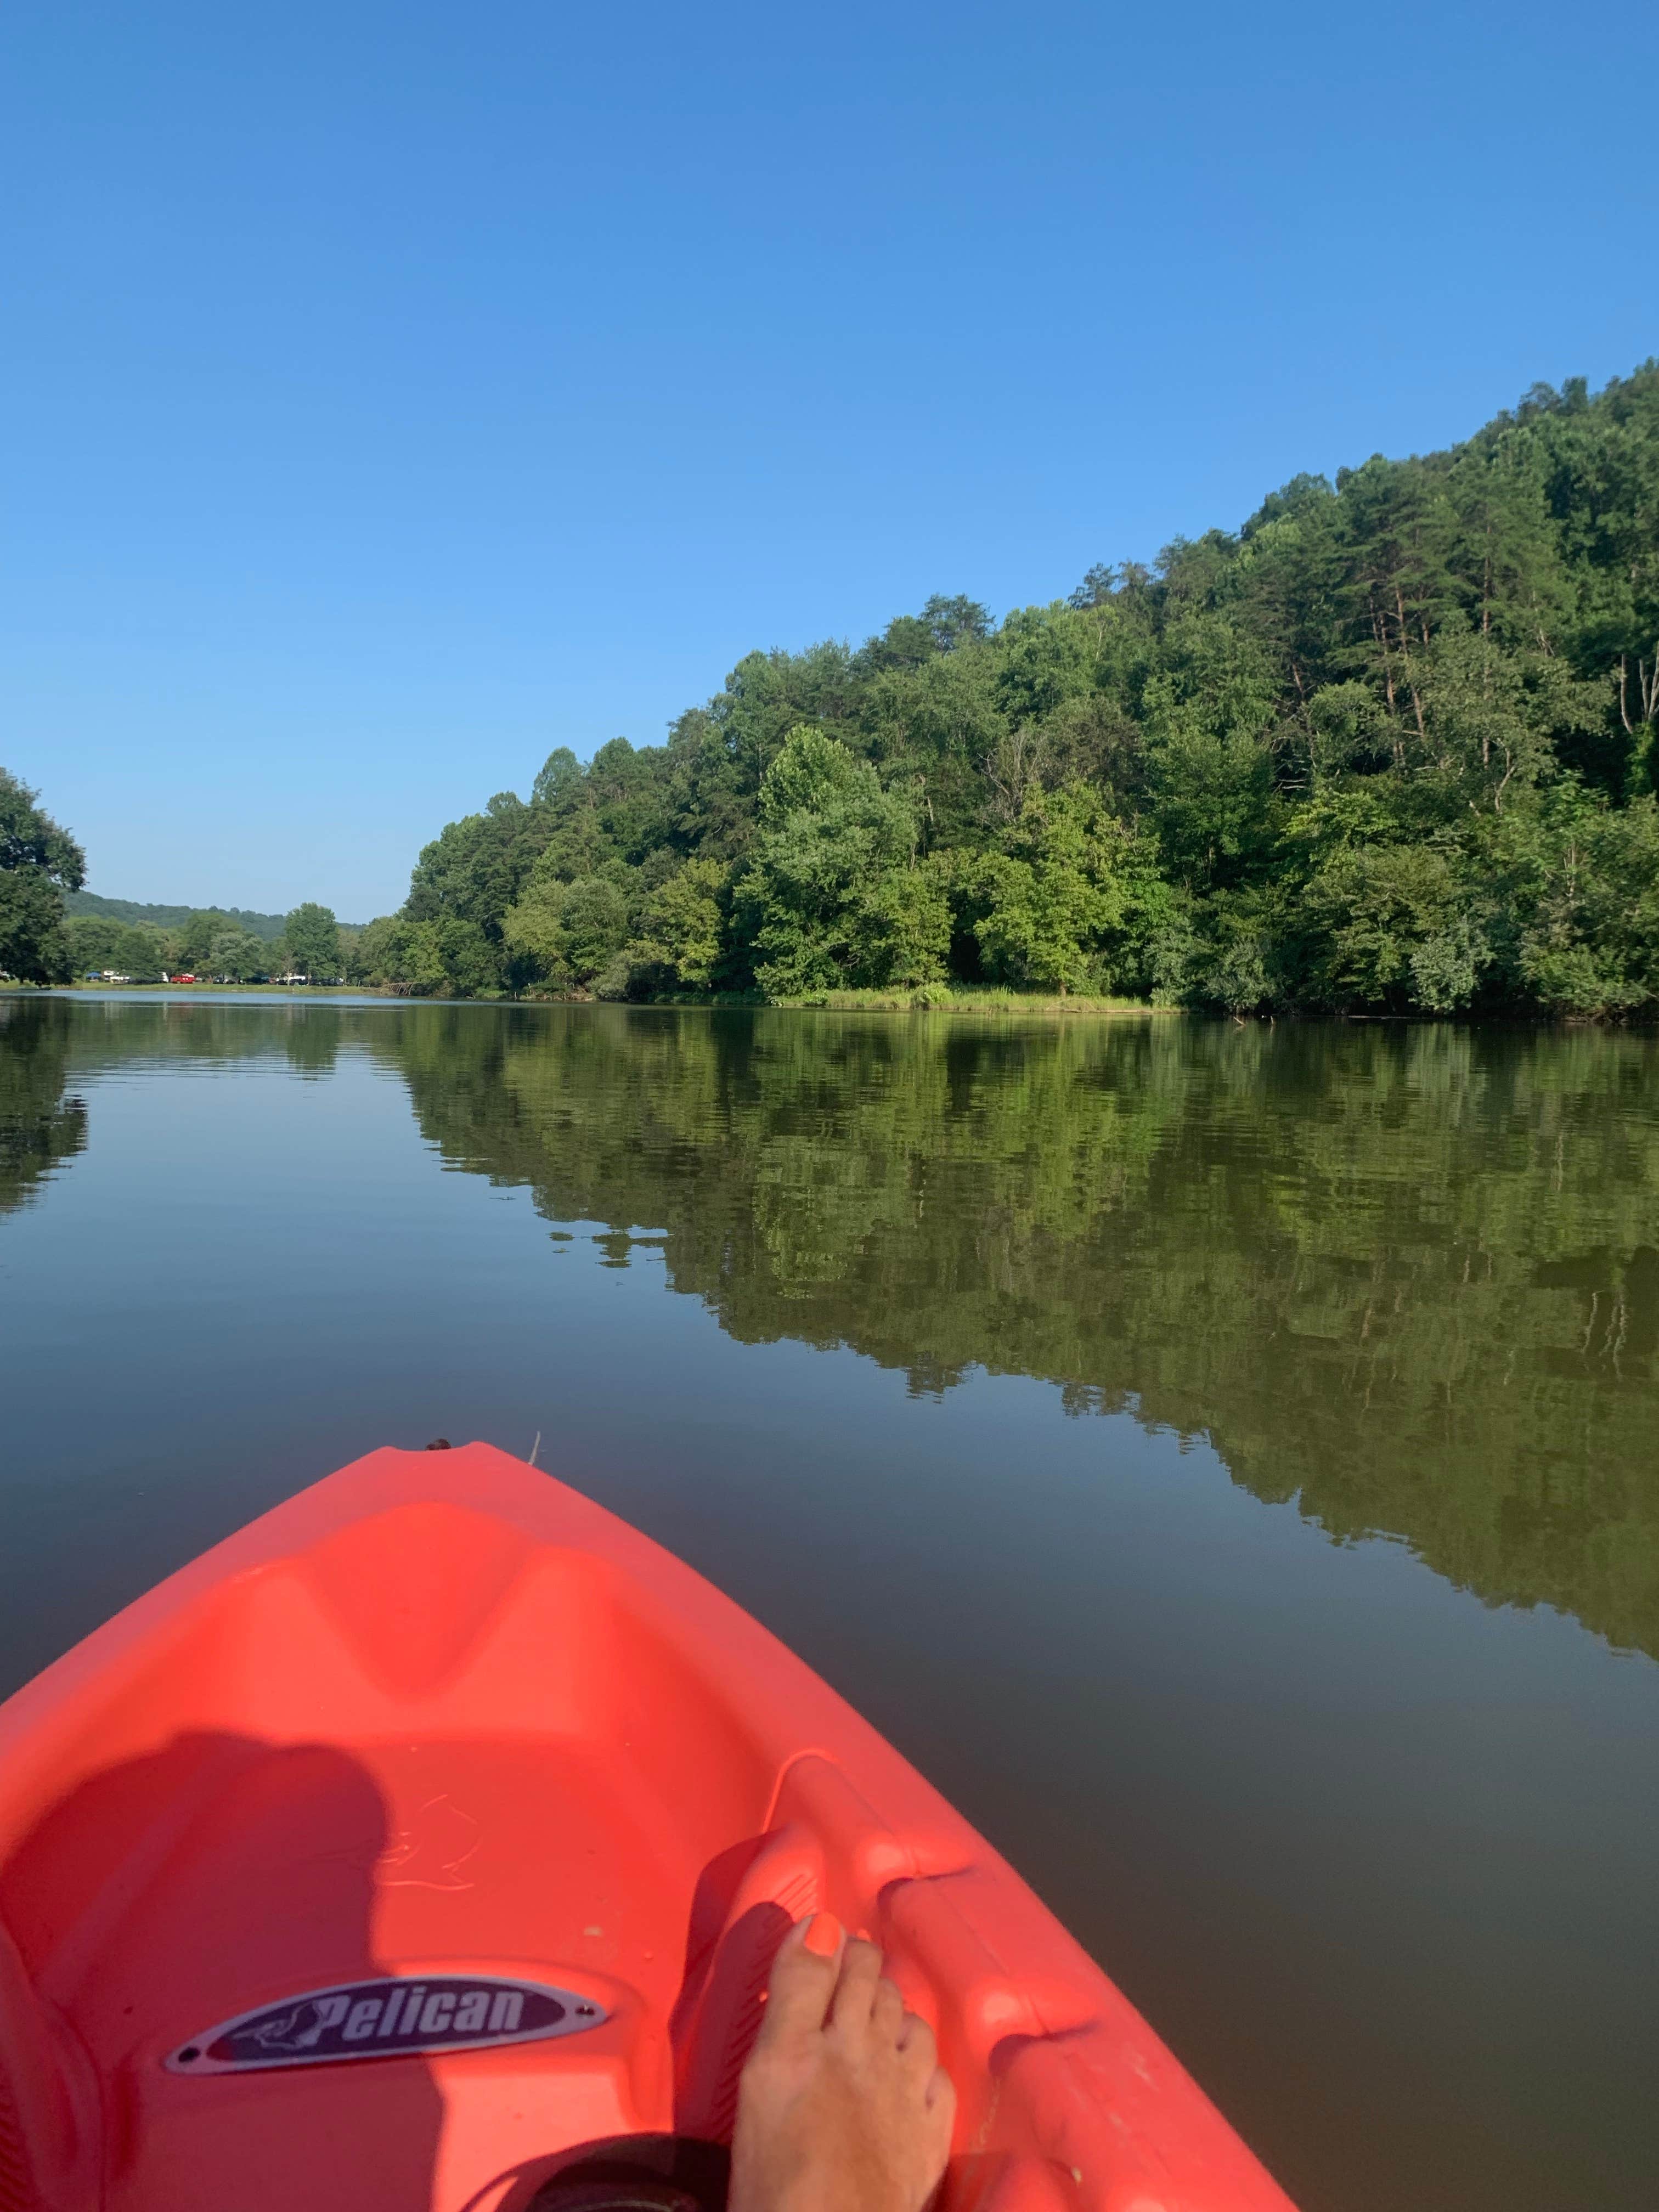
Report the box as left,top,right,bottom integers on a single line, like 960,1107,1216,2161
527,1431,541,1467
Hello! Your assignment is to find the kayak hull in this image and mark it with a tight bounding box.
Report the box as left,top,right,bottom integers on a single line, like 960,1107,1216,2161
0,1443,1294,2211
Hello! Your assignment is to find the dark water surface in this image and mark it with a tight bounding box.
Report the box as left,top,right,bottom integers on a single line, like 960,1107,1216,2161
3,993,1656,2212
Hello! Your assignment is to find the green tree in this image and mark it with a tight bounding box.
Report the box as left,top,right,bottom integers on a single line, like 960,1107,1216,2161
345,914,405,987
1301,842,1488,1009
208,928,268,982
177,911,233,968
531,746,583,807
283,903,342,979
741,730,948,995
404,793,548,947
64,916,171,980
1498,789,1659,1013
394,917,501,996
503,876,630,991
1141,612,1280,890
601,856,736,997
962,786,1135,992
1409,624,1603,817
0,770,85,984
65,915,131,977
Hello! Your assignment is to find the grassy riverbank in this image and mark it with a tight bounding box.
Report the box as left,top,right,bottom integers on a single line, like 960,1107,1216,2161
767,985,1167,1013
33,980,371,997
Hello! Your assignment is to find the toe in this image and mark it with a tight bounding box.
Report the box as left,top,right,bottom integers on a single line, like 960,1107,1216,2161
896,2008,938,2070
756,1912,844,2044
926,2063,956,2124
871,1974,906,2041
827,1935,884,2029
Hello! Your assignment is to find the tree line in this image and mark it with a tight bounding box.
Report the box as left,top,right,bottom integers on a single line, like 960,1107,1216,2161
0,777,347,985
59,900,346,985
348,364,1659,1014
6,363,1658,1011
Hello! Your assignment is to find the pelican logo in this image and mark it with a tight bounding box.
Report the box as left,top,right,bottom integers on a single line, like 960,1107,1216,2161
166,1976,606,2073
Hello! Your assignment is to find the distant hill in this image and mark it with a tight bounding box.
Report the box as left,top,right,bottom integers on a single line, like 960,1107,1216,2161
63,894,362,939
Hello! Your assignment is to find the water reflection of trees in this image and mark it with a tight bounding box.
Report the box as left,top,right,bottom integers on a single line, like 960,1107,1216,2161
0,997,342,1216
0,1000,87,1216
370,1006,1659,1659
6,997,1656,1657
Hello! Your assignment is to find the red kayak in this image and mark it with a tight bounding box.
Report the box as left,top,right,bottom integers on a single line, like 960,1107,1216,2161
0,1443,1294,2211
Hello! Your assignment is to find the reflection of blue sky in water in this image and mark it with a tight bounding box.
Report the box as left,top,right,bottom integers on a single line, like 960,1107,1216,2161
3,995,1658,2212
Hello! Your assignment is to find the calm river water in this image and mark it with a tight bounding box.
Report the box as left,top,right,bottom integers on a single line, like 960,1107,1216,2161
3,993,1656,2212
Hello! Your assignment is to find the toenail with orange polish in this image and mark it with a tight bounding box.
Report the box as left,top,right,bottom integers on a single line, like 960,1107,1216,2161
802,1911,841,1956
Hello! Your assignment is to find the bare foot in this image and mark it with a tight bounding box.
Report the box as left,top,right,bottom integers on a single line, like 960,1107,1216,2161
730,1912,956,2212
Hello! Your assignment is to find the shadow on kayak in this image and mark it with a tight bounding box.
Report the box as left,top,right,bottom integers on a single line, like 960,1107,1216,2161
0,1728,751,2211
0,1731,447,2206
0,1735,921,2212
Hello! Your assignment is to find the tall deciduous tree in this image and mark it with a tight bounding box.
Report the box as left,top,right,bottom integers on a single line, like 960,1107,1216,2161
283,902,342,979
0,770,85,984
741,729,948,996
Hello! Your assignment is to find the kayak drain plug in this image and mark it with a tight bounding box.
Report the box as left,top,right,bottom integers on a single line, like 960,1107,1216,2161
425,1438,452,1451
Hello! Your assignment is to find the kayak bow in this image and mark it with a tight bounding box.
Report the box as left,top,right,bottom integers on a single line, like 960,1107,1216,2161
0,1443,1294,2212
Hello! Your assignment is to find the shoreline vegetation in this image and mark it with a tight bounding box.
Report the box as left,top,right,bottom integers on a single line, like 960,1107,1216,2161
30,978,1173,1016
5,365,1659,1018
22,979,1628,1021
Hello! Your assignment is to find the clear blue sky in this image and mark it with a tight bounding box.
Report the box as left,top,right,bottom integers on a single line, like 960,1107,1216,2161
5,1,1656,921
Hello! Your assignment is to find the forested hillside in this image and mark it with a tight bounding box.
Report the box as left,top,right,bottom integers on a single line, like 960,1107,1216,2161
352,367,1659,1014
64,893,292,941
